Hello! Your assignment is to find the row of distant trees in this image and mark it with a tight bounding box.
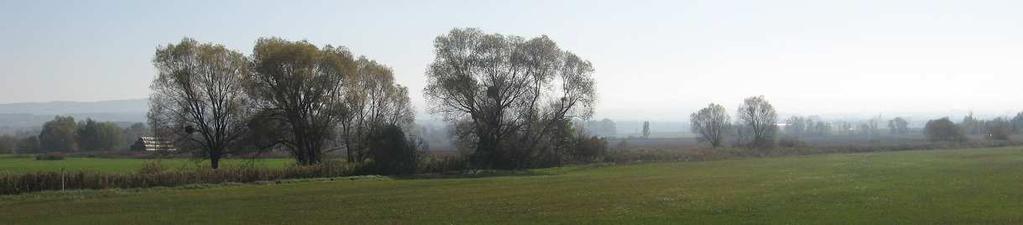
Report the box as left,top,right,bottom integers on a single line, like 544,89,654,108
689,95,1023,148
0,116,148,154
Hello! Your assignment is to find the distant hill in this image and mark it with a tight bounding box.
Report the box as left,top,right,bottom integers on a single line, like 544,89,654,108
0,99,148,134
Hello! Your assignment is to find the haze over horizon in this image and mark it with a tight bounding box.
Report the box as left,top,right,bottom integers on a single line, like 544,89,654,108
3,0,1022,121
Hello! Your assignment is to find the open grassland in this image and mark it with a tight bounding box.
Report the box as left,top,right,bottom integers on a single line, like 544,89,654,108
0,156,293,174
3,147,1023,224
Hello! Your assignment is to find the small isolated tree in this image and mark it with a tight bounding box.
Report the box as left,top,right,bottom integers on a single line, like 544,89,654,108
641,121,651,138
39,116,78,152
246,37,356,165
737,95,777,148
149,38,252,169
924,117,966,142
690,103,729,147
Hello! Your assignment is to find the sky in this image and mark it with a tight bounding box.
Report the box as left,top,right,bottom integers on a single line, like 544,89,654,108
1,0,1022,121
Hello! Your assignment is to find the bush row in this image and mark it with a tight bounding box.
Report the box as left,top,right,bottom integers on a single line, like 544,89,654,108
0,160,363,195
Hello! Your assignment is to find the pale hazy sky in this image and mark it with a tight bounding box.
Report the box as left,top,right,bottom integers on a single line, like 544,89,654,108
2,0,1021,121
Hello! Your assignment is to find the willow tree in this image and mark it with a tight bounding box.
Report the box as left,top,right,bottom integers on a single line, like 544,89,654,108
245,38,355,165
340,58,415,162
424,28,597,169
737,95,778,148
148,38,251,169
690,103,729,147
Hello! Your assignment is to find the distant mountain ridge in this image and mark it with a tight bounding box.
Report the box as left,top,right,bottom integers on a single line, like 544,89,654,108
0,99,148,114
0,99,148,134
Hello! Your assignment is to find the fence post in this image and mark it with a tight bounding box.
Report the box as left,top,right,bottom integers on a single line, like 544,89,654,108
61,168,65,192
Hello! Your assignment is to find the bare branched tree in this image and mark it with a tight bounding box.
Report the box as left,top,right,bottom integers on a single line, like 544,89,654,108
737,95,777,148
245,37,356,165
340,58,415,162
690,103,730,147
424,28,596,169
148,38,251,169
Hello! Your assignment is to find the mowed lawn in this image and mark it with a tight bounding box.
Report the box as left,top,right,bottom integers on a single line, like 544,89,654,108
3,147,1023,225
0,156,293,174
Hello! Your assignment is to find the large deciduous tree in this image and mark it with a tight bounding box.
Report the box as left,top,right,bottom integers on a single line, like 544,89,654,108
424,28,597,169
76,119,124,151
149,38,251,169
690,103,729,147
245,37,356,165
340,58,415,163
737,95,777,148
39,116,78,152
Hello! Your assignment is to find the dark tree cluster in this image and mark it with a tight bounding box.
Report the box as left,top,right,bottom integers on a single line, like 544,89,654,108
149,38,416,170
6,116,147,154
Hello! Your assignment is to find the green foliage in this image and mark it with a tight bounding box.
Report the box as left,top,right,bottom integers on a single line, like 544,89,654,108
38,116,77,152
0,160,362,195
925,117,966,142
76,119,124,152
15,136,39,153
34,152,64,161
0,135,16,154
366,125,419,175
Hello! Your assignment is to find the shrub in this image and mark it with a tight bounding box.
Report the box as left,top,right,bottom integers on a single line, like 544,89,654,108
366,125,419,175
138,160,166,174
571,136,608,163
34,152,65,160
925,118,966,142
778,136,805,148
0,161,365,195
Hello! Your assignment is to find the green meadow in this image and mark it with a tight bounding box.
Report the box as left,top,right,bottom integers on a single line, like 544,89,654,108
0,156,293,174
3,147,1023,224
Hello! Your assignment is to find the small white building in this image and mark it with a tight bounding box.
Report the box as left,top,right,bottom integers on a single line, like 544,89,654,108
131,137,177,152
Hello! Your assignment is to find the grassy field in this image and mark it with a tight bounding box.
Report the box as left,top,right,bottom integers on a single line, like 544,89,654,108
3,147,1023,224
0,156,294,174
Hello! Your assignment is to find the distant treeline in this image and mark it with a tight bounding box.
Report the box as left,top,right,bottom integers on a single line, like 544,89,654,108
0,116,148,154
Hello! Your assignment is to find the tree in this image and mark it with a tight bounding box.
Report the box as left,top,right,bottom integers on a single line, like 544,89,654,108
121,123,148,150
961,112,983,135
783,116,807,137
39,116,78,152
985,117,1012,141
424,28,597,169
148,38,252,169
1011,112,1023,133
690,103,729,147
246,37,356,165
0,135,17,154
925,117,966,142
16,136,39,153
340,58,416,163
888,117,909,134
367,125,419,175
641,121,651,138
76,119,124,151
737,95,777,148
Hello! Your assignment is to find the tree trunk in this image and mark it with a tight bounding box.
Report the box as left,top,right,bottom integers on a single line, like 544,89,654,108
210,150,222,169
